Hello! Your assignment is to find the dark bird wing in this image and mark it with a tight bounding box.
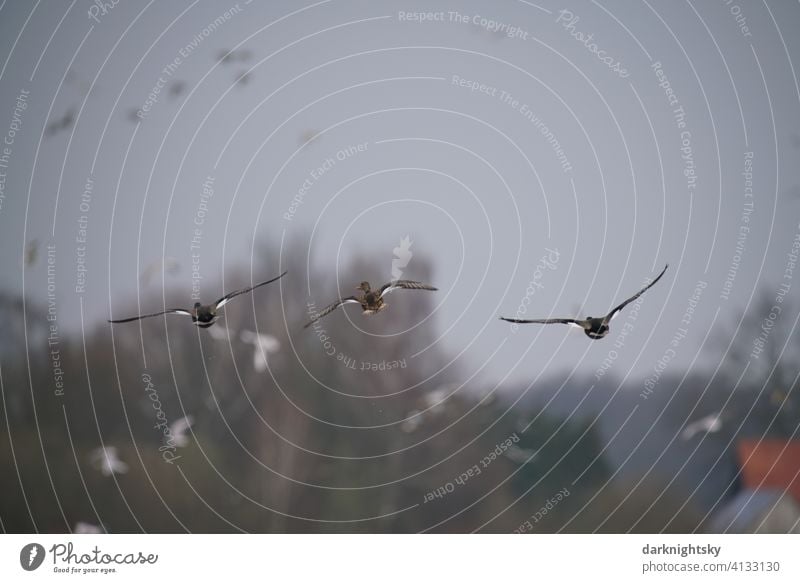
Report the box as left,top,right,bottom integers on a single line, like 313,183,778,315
108,308,192,323
605,263,669,321
303,297,360,328
379,280,438,298
499,316,588,329
214,271,287,309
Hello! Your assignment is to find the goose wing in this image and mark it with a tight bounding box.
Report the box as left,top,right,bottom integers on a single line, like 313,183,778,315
214,270,287,309
303,297,360,328
379,280,438,298
605,264,668,321
499,316,589,329
108,308,192,323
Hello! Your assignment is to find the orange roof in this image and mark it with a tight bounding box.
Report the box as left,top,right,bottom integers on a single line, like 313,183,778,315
737,440,800,504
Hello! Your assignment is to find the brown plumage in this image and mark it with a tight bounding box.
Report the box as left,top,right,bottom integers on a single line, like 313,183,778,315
304,280,437,328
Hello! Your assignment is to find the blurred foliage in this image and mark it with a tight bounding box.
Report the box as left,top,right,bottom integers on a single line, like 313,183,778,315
2,247,796,533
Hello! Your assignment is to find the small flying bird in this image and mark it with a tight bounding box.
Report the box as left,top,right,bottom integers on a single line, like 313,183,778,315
126,107,142,123
401,409,424,433
169,415,194,448
89,446,129,476
65,69,91,95
391,236,413,281
234,70,252,86
45,107,76,136
299,129,321,146
25,239,39,267
681,411,725,440
207,324,234,341
239,330,280,372
168,80,186,98
500,264,668,340
217,48,252,64
108,271,287,328
139,256,180,286
504,444,539,465
422,385,455,411
304,279,437,328
74,521,103,534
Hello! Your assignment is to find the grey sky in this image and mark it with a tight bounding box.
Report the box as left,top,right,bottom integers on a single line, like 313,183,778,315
1,0,799,389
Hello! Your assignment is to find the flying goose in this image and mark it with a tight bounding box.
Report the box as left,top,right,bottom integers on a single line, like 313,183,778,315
504,445,540,465
74,522,103,534
239,330,280,372
108,271,287,328
168,416,195,448
45,107,76,136
681,411,724,440
500,264,668,340
89,446,128,477
304,279,437,328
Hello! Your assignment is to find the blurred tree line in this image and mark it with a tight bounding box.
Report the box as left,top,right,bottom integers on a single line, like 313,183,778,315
1,241,796,533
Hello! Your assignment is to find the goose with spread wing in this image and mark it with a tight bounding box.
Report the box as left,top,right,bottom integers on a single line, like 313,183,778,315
500,264,668,340
108,271,287,328
304,280,437,328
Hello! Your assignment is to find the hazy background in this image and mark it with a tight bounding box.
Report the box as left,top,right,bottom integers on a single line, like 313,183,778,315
1,0,799,533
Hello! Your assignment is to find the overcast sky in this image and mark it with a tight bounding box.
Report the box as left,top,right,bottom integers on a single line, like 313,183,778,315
1,0,799,390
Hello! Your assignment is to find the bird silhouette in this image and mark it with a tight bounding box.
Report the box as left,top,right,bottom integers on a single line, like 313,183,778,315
89,446,128,476
139,256,180,286
500,264,668,339
45,108,76,136
681,411,725,440
108,271,286,328
74,521,103,534
169,416,194,448
239,330,280,372
24,239,39,267
304,279,437,328
504,445,539,464
391,236,413,281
